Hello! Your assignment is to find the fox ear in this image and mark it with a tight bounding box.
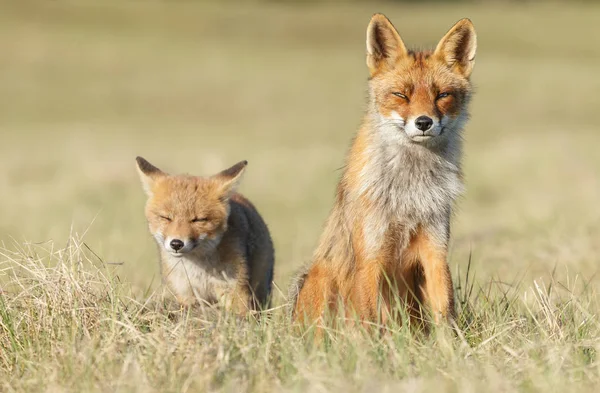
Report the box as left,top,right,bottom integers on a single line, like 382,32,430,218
136,156,166,196
215,160,248,200
366,14,408,76
434,18,477,78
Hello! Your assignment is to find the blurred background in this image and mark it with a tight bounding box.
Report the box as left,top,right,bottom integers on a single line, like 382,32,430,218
1,0,599,297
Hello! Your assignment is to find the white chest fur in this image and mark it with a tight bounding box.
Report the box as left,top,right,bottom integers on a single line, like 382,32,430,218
161,251,238,305
356,139,463,257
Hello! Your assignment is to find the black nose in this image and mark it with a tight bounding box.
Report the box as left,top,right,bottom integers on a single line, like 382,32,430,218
170,239,184,251
415,116,433,131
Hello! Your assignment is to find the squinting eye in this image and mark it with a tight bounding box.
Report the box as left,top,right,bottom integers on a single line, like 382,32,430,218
191,217,208,223
392,92,408,100
159,215,172,222
437,92,451,99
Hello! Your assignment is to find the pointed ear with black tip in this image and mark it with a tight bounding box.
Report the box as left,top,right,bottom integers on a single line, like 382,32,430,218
434,18,477,78
366,13,408,76
215,160,248,200
136,156,166,196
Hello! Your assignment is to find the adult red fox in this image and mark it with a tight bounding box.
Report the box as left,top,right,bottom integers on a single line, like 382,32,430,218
289,14,477,329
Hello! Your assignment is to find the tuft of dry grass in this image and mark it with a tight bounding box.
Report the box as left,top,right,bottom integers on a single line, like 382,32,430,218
1,237,598,392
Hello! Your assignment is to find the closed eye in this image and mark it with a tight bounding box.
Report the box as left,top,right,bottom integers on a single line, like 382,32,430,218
191,217,208,223
392,92,409,101
158,215,172,222
437,92,451,100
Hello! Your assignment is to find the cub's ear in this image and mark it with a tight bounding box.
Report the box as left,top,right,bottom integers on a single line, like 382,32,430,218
215,160,248,200
366,13,408,76
136,156,166,196
434,18,477,78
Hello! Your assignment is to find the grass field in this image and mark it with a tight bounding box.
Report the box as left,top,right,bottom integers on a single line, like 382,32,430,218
1,1,600,391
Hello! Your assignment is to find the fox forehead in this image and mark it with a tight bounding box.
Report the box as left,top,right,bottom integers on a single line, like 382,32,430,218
147,175,226,216
371,51,471,119
373,51,469,92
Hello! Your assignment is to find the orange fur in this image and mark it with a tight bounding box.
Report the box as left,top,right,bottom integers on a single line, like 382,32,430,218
290,14,476,331
136,157,275,315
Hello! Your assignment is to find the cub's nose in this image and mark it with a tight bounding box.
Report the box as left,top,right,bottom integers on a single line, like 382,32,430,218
415,116,433,131
170,239,184,251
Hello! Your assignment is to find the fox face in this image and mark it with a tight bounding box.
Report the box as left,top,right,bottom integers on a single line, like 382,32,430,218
136,157,247,257
366,15,476,144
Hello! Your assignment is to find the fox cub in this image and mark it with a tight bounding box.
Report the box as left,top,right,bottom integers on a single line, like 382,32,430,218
289,14,477,328
136,157,274,314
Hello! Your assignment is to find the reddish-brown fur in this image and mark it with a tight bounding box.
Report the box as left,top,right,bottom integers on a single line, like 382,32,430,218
289,14,476,332
137,157,275,314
